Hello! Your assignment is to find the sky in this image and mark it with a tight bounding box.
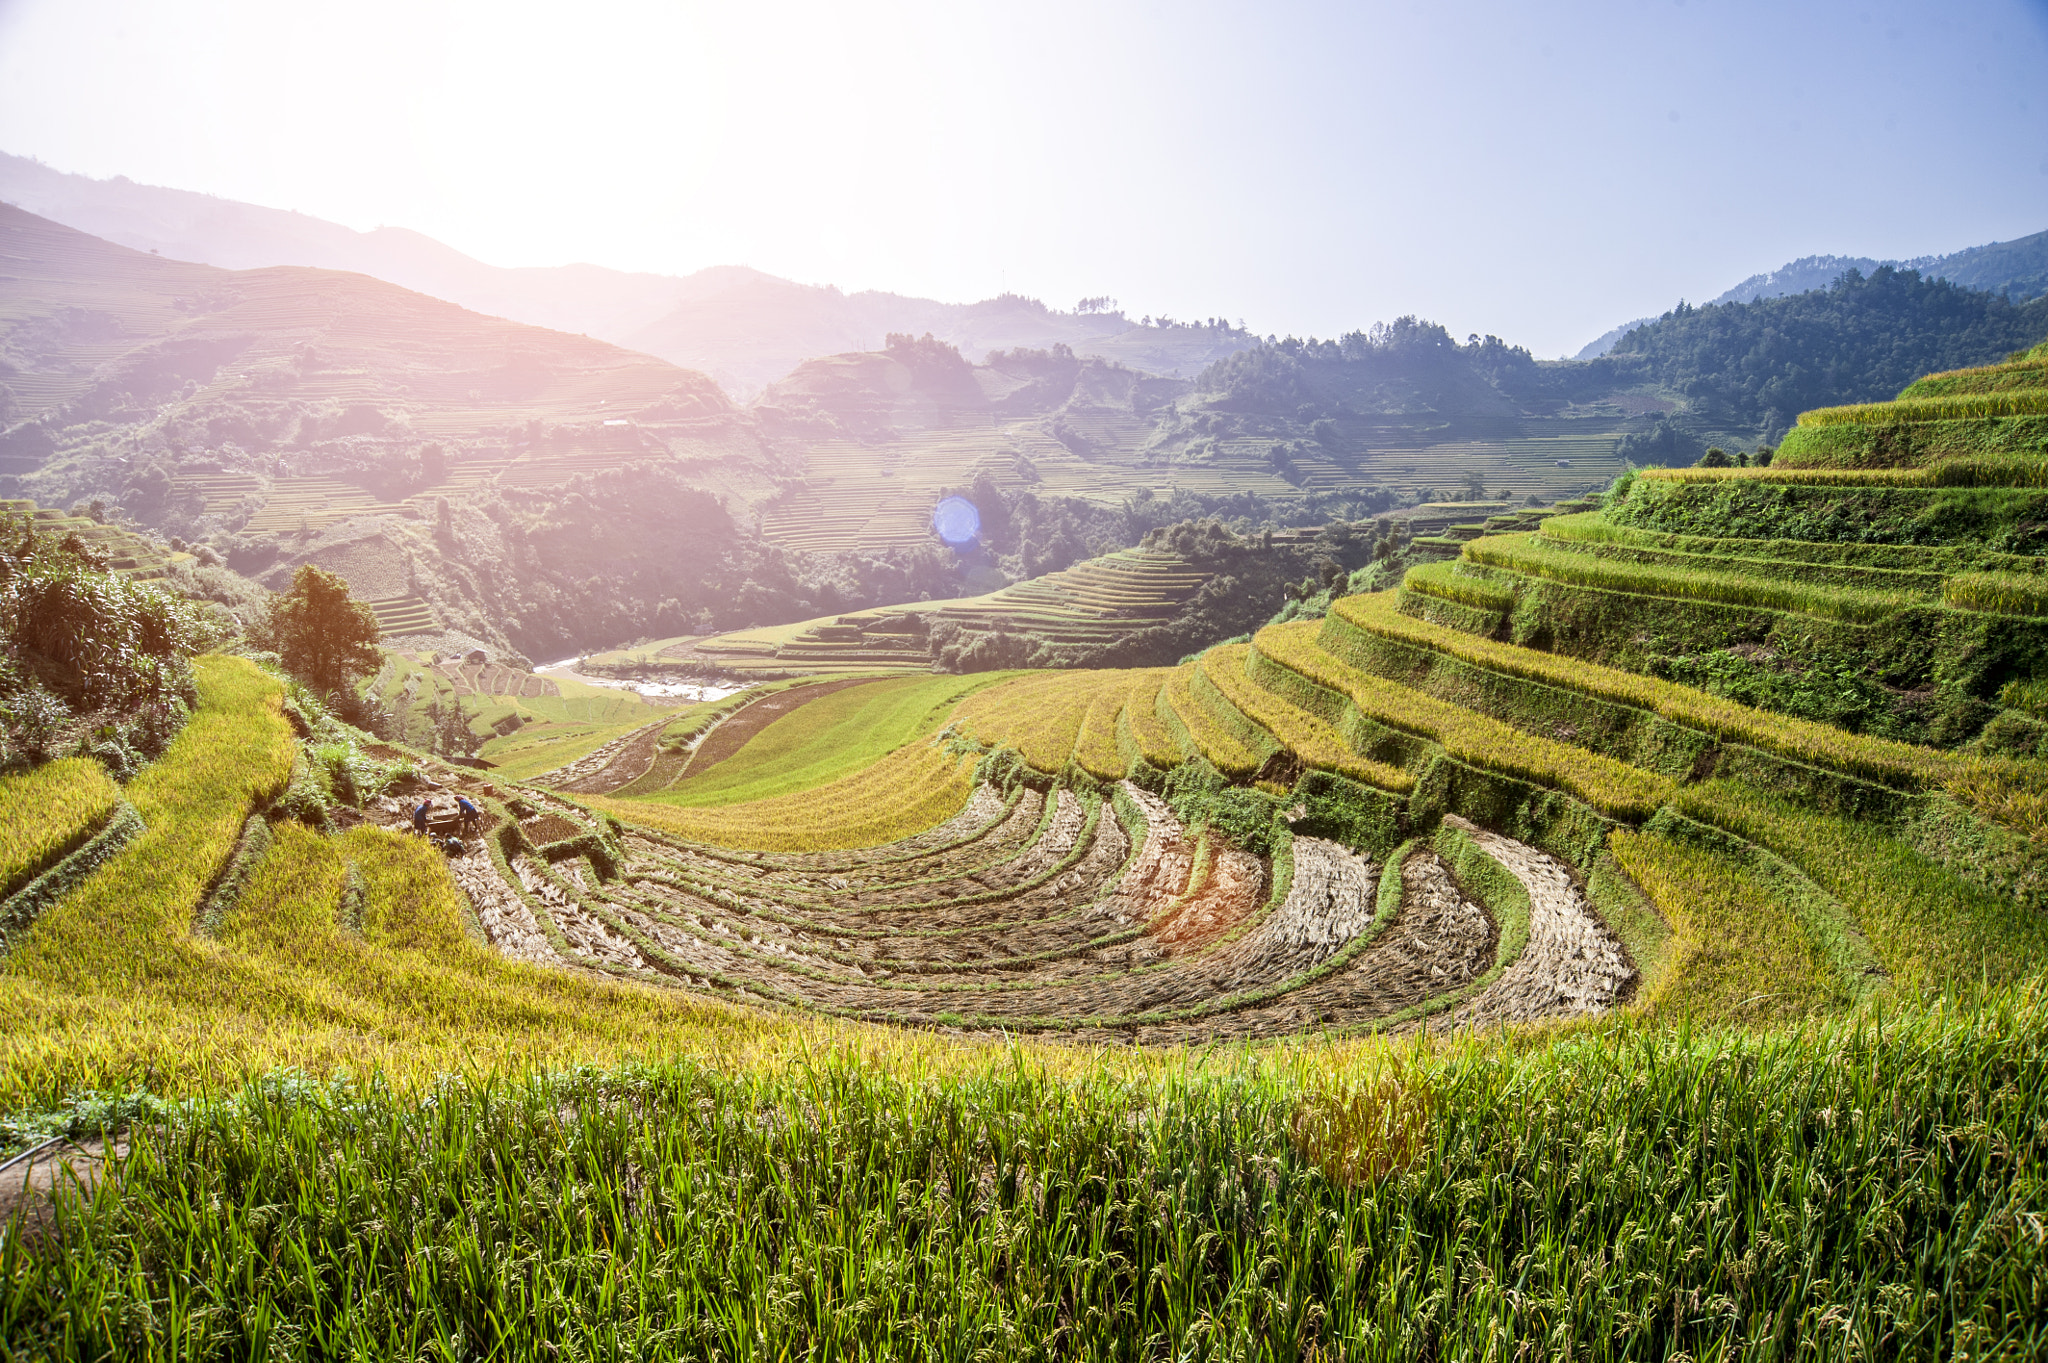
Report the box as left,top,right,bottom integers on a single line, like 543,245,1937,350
0,0,2044,357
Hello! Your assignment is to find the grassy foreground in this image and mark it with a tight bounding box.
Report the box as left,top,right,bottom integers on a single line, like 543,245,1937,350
4,992,2043,1360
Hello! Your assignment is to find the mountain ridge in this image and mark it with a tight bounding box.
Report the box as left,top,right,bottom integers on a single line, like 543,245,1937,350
0,151,1258,397
1575,227,2048,359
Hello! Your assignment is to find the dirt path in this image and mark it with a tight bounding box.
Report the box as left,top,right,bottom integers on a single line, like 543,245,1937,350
0,1138,122,1237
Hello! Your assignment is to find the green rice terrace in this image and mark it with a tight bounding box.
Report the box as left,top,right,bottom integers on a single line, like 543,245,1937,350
5,349,2048,1356
663,547,1214,676
0,498,188,581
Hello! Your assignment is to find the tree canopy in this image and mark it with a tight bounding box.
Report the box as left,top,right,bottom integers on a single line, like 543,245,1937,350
263,565,382,696
1609,267,2048,437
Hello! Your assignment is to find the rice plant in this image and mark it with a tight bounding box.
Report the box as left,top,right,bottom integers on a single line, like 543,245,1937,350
1944,570,2048,616
0,756,117,897
1462,532,1915,623
7,995,2047,1359
953,669,1134,774
1255,621,1671,819
1161,660,1262,777
589,737,977,852
1800,389,2048,426
1198,644,1413,792
1118,669,1179,770
1399,560,1516,612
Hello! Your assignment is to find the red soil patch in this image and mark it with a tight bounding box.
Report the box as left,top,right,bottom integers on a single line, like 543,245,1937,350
1147,847,1266,954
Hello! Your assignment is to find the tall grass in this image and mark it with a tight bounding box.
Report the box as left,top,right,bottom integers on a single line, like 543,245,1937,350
0,756,117,898
1462,532,1913,623
8,996,2047,1358
1256,622,1670,819
1800,389,2048,426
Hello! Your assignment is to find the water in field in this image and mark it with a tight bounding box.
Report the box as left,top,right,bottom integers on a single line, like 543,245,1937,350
537,658,747,703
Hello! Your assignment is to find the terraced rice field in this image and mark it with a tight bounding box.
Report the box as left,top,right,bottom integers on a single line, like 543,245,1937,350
448,506,2047,1040
0,499,185,580
460,769,1629,1041
366,595,438,638
685,547,1211,675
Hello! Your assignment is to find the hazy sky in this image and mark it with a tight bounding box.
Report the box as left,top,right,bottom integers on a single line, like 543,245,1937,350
1,0,2044,356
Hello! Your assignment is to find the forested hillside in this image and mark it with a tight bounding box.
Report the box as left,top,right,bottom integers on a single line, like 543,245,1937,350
1605,267,2048,441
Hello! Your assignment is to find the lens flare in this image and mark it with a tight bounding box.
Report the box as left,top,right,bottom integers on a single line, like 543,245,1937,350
932,495,981,546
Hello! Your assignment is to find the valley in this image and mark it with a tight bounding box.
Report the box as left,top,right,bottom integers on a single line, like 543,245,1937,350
4,169,2048,1357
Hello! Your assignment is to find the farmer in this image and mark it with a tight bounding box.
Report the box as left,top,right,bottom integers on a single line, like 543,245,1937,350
456,795,481,836
411,799,432,836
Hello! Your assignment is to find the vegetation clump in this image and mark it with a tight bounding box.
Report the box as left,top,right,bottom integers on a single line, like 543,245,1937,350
0,510,208,773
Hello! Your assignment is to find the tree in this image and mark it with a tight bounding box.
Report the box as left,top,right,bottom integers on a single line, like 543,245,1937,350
264,565,382,696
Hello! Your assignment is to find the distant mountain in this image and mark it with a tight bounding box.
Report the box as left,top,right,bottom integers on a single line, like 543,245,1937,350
1575,227,2048,359
0,152,1256,396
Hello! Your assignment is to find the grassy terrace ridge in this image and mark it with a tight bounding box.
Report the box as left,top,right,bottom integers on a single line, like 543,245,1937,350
1330,590,1963,790
1900,357,2048,399
1254,619,1670,819
1797,387,2048,426
1534,509,2026,574
1459,529,1917,622
1198,643,1414,791
1161,659,1263,776
1636,458,2048,487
